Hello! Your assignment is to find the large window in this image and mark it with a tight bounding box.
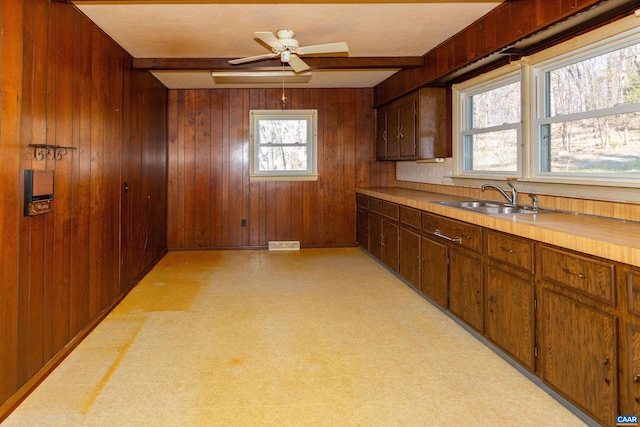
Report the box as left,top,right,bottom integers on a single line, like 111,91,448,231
532,33,640,178
249,110,318,181
454,67,521,176
453,19,640,185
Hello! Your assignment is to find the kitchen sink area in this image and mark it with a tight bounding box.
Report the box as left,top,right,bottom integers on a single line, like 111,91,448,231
434,200,542,215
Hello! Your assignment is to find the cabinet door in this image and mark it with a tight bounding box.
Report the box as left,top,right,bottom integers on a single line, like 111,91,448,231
356,208,368,250
449,249,483,331
381,220,399,273
369,215,382,261
418,87,451,159
421,236,448,308
375,111,388,159
624,268,640,414
386,109,400,159
399,227,420,287
626,324,640,416
485,264,535,370
399,101,416,158
540,288,618,425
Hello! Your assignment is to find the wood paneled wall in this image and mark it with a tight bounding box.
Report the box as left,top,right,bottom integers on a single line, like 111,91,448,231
375,0,634,104
167,88,395,249
0,0,167,418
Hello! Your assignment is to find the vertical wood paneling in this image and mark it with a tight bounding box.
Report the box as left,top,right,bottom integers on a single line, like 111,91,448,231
374,0,624,105
0,0,22,403
167,88,394,248
195,91,212,247
52,2,73,355
1,0,168,418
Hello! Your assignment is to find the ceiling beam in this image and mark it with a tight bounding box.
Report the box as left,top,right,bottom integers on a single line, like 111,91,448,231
74,1,491,4
133,57,423,70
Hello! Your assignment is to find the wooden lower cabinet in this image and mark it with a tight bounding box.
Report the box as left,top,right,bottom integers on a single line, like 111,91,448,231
356,208,368,251
621,266,640,415
624,324,640,416
354,193,640,425
369,214,382,260
485,264,535,370
449,249,483,332
381,220,399,272
421,236,448,307
399,227,421,287
539,287,618,425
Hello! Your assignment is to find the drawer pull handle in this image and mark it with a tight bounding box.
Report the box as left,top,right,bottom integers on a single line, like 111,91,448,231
604,357,612,385
433,230,462,244
634,374,640,383
562,267,586,279
499,246,516,254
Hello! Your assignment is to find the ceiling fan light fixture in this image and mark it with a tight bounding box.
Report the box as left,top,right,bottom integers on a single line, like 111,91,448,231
211,71,312,85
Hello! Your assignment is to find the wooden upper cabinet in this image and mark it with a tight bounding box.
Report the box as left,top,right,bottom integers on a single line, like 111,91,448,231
386,108,400,159
418,87,451,159
399,101,417,158
375,111,388,159
375,88,450,161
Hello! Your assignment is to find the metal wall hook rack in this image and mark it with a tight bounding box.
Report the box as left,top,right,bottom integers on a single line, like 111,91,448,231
28,144,76,161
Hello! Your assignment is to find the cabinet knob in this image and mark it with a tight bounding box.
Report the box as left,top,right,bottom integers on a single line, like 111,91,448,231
634,374,640,383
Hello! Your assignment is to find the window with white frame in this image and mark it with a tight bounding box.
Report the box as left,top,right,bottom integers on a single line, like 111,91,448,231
531,29,640,178
452,19,640,185
249,110,318,181
455,70,522,176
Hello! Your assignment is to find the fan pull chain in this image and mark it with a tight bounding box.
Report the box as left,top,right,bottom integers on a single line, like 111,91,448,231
281,63,287,110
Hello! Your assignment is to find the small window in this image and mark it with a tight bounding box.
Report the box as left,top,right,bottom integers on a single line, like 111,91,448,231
250,110,318,181
456,71,522,175
532,29,640,179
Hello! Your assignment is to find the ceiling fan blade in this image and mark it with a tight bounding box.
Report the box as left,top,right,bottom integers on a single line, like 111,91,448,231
297,42,349,56
287,54,310,73
228,53,278,65
254,31,284,50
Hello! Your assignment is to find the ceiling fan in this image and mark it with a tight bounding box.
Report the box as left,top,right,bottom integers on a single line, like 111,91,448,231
229,30,349,73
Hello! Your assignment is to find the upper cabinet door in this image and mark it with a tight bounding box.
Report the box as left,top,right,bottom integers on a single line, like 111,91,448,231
375,111,388,159
375,88,450,161
386,109,400,159
399,101,417,158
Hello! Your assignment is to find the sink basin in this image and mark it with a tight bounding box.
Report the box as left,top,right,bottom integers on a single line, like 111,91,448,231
435,200,540,214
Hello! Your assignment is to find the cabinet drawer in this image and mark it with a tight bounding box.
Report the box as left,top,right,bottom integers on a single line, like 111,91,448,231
369,198,382,214
400,206,421,229
422,212,482,253
382,201,399,220
422,212,452,235
540,245,615,305
487,231,534,274
356,194,369,210
450,221,482,253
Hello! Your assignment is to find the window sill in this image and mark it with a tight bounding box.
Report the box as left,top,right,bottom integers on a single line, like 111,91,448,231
249,174,319,182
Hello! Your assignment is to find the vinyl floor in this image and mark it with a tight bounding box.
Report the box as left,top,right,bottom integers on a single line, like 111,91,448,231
3,248,586,426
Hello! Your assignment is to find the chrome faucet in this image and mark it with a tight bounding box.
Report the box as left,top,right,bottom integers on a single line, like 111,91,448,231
481,182,518,206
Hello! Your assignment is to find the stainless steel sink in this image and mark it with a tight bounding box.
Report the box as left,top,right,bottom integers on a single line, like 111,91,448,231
435,200,541,214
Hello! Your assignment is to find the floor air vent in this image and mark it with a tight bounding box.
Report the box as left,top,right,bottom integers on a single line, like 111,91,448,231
268,241,300,251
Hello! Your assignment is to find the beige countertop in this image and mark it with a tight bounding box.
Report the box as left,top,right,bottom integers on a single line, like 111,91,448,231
357,187,640,268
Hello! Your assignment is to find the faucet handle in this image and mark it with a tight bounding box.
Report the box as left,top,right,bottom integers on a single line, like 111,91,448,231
528,193,538,211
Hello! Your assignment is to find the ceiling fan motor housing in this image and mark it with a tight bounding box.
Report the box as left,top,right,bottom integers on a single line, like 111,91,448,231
278,39,299,52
